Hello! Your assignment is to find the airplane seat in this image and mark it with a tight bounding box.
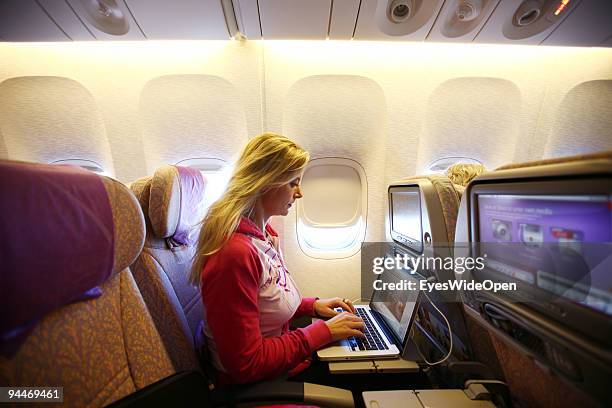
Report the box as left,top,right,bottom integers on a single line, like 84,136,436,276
395,174,462,269
0,160,175,406
403,176,511,391
454,150,612,408
389,174,478,386
128,165,355,408
129,165,206,373
423,174,462,244
495,149,612,171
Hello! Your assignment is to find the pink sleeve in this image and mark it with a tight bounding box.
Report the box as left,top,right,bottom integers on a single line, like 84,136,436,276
293,297,318,318
202,238,331,384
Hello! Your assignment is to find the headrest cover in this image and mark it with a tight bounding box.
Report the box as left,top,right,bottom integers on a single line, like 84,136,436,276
101,177,146,273
148,165,206,245
399,175,461,243
0,161,114,356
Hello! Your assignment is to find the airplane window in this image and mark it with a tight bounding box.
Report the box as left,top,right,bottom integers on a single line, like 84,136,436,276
296,158,367,259
425,156,483,174
50,159,111,177
176,157,231,213
299,218,364,252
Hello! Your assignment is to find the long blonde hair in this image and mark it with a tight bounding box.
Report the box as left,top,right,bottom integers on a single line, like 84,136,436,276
190,133,309,285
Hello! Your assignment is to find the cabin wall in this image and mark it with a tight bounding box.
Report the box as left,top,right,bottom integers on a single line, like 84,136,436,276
0,41,264,181
1,41,611,298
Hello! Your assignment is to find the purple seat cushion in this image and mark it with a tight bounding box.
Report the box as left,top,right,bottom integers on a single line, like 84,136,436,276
0,162,114,357
170,166,206,246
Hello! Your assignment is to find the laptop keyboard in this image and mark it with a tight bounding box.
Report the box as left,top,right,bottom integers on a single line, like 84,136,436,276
348,308,389,351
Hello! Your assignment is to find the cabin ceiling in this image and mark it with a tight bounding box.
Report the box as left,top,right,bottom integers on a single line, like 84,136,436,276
0,0,610,47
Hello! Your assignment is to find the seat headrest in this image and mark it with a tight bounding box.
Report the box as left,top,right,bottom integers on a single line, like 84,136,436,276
0,160,144,356
400,174,461,244
132,165,206,246
496,150,612,171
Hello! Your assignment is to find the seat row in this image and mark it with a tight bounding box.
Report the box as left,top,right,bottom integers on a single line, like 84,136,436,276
391,151,611,407
0,160,354,407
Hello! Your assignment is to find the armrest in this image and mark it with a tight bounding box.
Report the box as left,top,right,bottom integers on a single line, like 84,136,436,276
305,383,354,408
211,381,354,408
106,371,209,407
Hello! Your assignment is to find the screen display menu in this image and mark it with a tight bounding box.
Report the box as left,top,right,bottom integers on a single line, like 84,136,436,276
477,194,612,316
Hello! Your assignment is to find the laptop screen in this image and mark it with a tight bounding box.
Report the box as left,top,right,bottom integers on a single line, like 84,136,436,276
371,267,420,344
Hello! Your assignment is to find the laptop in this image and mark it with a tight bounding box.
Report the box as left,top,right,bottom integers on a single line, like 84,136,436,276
317,268,420,361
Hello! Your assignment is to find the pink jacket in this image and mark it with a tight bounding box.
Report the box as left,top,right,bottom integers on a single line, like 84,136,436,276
200,217,332,384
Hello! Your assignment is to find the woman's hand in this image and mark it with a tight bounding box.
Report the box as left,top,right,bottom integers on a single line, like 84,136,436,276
314,297,356,318
324,312,366,341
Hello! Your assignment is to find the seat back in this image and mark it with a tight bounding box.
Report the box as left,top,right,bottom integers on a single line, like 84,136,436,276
454,151,612,407
388,175,473,383
130,165,206,372
0,160,174,407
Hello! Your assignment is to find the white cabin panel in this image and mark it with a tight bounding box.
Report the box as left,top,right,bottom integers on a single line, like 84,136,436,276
0,0,69,42
0,134,7,159
125,0,229,40
281,74,387,298
543,0,612,47
139,74,248,173
258,0,331,40
416,77,521,172
544,80,612,158
0,76,114,175
328,0,360,40
38,0,96,41
475,0,580,45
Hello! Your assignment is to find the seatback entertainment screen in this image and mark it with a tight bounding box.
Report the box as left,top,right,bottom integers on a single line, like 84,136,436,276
476,194,612,316
390,187,423,253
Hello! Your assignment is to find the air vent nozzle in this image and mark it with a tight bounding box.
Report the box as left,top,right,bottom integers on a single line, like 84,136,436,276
513,0,542,27
388,0,416,23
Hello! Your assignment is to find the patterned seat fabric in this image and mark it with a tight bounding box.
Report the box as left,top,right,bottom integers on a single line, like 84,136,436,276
403,174,462,243
0,160,174,407
130,165,207,373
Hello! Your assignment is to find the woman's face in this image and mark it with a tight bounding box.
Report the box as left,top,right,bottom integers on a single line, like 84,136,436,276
260,172,304,217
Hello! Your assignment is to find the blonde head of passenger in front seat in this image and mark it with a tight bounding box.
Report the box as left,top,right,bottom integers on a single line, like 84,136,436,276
189,132,310,286
446,163,486,187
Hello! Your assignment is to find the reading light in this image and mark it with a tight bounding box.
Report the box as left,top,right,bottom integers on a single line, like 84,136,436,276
80,0,130,36
456,0,483,22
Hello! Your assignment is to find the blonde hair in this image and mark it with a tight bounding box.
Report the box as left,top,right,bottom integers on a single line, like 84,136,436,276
446,163,486,187
190,133,309,285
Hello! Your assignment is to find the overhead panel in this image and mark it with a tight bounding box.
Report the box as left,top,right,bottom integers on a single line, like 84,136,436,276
329,0,361,40
475,0,581,45
65,0,144,40
125,0,229,40
235,0,262,39
0,0,70,42
354,0,445,41
258,0,331,40
427,0,501,43
37,0,95,41
543,1,612,47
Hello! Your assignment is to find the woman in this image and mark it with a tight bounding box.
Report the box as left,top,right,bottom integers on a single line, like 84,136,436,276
190,133,365,385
